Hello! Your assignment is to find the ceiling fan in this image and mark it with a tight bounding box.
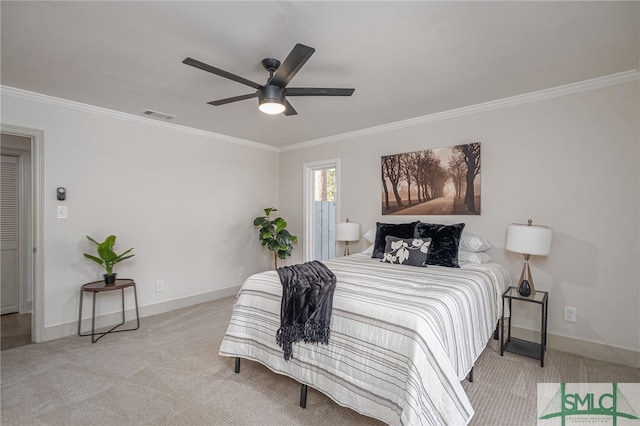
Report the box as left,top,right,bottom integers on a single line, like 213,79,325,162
183,43,355,116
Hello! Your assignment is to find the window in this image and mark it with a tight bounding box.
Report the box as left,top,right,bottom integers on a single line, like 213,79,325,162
303,159,340,262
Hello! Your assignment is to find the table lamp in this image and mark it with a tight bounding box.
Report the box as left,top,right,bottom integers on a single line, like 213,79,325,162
506,219,553,297
336,219,359,256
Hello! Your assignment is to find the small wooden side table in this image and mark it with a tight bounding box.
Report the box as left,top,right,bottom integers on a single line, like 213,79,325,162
78,278,140,343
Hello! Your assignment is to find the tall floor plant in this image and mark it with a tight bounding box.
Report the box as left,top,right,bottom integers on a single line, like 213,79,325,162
253,208,297,269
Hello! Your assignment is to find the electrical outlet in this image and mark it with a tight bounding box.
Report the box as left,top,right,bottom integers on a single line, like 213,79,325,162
238,267,245,277
155,280,165,292
564,306,576,322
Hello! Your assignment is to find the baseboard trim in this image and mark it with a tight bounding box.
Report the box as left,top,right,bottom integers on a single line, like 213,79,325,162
44,285,241,341
511,326,640,369
43,294,640,368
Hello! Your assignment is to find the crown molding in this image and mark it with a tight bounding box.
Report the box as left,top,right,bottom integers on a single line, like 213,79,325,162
0,86,279,153
280,69,640,153
3,69,638,154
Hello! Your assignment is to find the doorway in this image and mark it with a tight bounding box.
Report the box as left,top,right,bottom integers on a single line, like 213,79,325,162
0,126,44,347
303,159,340,262
1,135,31,348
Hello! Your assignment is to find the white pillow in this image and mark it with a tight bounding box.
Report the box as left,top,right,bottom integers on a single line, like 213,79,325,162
363,228,376,243
362,244,374,254
458,250,492,264
459,232,492,252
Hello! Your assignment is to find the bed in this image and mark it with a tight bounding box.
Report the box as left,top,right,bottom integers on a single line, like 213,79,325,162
219,252,511,425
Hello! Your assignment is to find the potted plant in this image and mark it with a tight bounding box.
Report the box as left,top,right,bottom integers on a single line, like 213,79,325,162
83,235,135,285
253,208,297,269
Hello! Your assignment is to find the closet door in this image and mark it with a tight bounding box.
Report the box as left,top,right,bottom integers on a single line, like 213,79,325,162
1,154,20,314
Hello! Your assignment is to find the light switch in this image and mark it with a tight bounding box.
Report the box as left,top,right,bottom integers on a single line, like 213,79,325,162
56,205,68,219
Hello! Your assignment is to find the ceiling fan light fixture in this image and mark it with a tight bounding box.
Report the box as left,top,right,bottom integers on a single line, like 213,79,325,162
184,43,354,117
258,85,286,115
259,101,285,115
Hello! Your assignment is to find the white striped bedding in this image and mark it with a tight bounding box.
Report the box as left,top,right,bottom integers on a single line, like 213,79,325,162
219,253,511,425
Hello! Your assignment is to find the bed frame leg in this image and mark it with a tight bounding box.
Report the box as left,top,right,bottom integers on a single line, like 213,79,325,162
494,321,499,340
468,367,474,383
234,357,241,374
300,384,308,408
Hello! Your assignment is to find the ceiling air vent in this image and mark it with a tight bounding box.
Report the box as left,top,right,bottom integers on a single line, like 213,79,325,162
143,110,175,120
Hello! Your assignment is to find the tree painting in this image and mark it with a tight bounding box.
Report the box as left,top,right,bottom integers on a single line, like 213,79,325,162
381,142,481,215
381,154,404,210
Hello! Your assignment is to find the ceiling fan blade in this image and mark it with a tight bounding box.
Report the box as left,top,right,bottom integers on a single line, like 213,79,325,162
207,92,258,106
286,88,355,96
269,44,315,88
183,57,262,90
283,100,298,116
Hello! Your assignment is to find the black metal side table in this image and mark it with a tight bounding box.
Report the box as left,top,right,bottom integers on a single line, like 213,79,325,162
78,278,140,343
501,286,548,367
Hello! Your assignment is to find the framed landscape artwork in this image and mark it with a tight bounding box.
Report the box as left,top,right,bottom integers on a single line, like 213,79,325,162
381,142,481,215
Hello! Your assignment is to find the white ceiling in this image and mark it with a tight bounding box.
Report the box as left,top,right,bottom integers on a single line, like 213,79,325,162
2,1,638,148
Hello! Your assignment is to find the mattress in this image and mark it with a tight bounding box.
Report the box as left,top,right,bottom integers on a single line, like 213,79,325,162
219,253,511,425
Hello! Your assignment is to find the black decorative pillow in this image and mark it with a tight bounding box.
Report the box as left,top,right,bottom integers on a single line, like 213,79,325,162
413,222,465,268
372,222,418,259
382,236,431,267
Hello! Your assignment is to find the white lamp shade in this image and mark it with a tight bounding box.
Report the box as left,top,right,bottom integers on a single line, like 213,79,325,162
336,222,360,242
506,223,553,256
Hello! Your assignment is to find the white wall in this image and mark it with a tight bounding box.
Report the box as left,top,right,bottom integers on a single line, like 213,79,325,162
2,80,638,366
2,92,279,336
279,81,640,364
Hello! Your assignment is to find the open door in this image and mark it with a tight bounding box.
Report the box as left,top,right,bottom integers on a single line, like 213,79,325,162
1,154,20,315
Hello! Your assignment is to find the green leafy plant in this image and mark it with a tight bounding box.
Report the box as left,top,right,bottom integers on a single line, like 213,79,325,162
83,235,135,277
253,208,297,269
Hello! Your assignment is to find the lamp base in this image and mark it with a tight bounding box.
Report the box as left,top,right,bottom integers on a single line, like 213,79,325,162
343,242,350,257
518,279,532,297
517,254,536,297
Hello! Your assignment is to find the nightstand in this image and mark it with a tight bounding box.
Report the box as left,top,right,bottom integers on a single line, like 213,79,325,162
501,286,548,367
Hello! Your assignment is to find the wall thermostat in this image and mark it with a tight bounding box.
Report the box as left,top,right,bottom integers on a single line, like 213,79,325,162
56,187,66,201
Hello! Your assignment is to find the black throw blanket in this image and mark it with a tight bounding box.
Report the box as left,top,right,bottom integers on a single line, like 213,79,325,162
276,260,336,360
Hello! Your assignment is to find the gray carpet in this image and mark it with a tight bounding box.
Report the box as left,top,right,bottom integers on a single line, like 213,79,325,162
1,296,638,425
